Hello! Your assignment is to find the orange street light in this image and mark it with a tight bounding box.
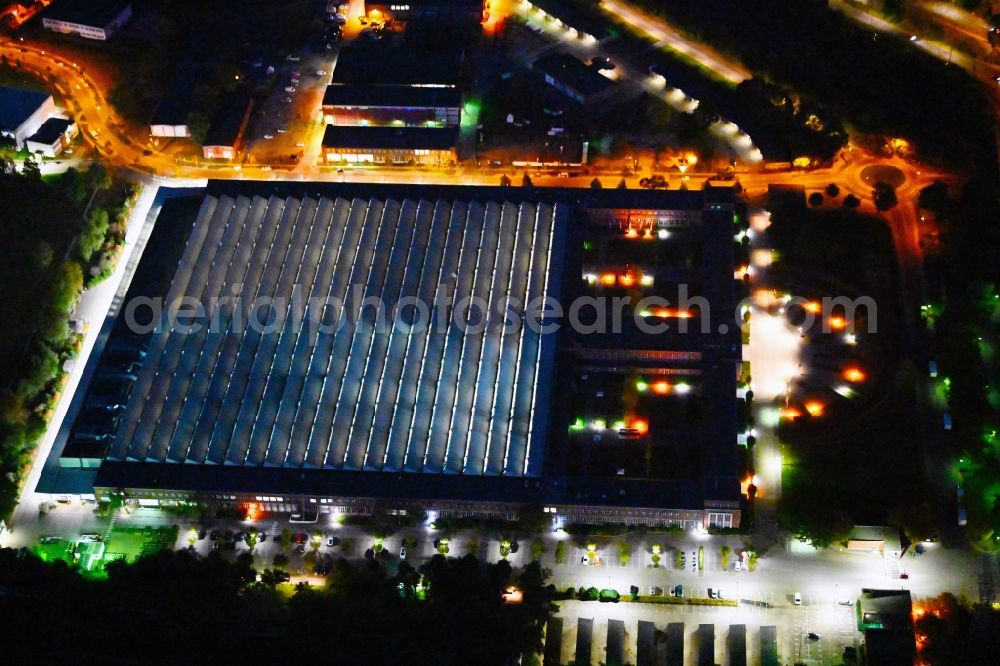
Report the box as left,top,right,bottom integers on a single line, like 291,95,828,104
652,381,671,395
804,401,825,416
843,367,866,383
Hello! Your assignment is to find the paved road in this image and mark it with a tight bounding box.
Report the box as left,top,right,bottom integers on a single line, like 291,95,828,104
597,0,751,84
828,0,1000,82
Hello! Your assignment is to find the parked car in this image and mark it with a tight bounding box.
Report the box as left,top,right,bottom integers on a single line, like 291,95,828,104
673,584,683,597
807,632,821,641
708,588,717,599
264,134,275,140
399,546,407,560
794,592,802,605
209,530,220,541
197,529,206,540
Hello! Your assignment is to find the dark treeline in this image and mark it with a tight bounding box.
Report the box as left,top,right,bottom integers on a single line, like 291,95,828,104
0,547,557,665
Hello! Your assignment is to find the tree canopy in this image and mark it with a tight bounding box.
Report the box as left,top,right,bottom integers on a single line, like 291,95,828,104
0,547,557,665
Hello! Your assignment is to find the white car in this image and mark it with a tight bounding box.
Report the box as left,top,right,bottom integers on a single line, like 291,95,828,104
284,86,296,93
734,560,742,571
794,592,802,605
315,69,327,76
295,141,305,148
264,134,274,140
580,555,589,566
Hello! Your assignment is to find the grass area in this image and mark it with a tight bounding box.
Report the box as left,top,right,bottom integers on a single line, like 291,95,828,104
32,538,73,565
0,66,50,93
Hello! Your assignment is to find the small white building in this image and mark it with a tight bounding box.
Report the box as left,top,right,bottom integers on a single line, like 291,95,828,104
26,117,78,157
0,86,55,149
42,0,132,41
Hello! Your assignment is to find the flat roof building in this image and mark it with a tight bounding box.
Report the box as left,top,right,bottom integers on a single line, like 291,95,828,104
331,47,461,88
26,116,77,157
322,84,463,127
0,85,55,149
149,66,199,138
532,52,617,106
321,125,459,165
859,589,916,664
42,0,132,41
44,182,741,529
365,0,484,24
202,95,253,160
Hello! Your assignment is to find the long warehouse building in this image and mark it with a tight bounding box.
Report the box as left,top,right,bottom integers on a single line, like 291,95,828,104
41,181,744,528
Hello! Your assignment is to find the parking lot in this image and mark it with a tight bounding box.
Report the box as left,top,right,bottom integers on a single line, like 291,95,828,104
243,19,342,166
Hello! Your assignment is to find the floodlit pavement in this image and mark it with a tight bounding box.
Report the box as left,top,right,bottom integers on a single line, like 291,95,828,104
4,501,988,665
